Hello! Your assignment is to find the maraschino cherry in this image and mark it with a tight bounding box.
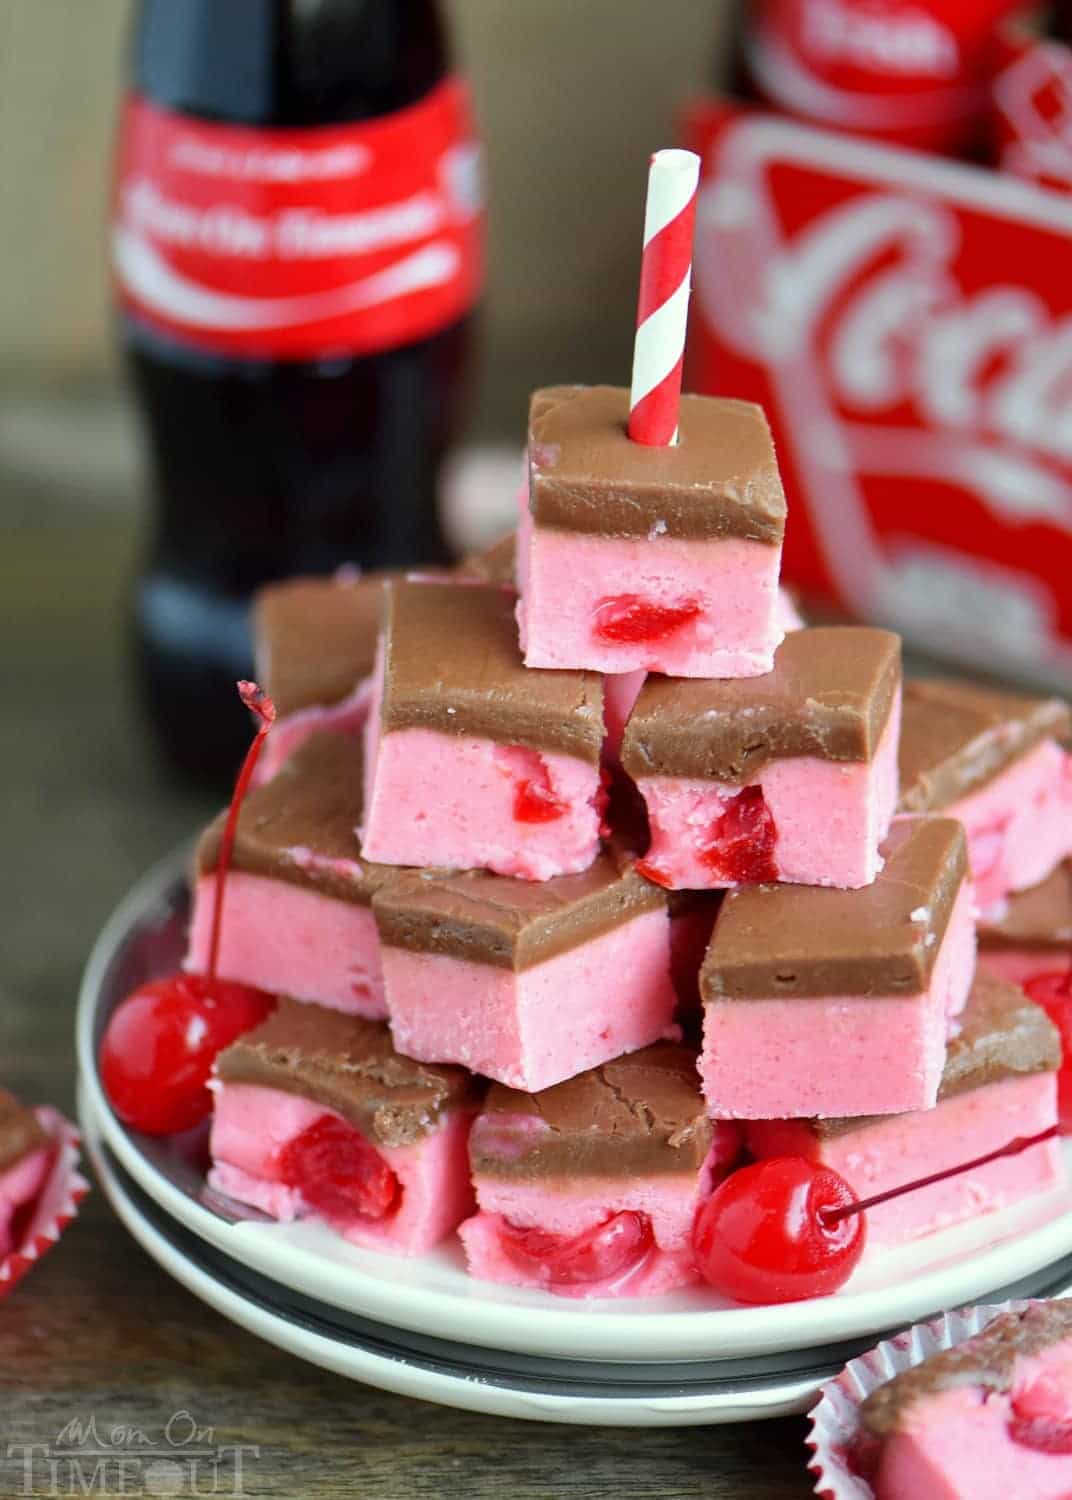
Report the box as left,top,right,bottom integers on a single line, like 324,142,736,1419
500,1211,654,1288
100,682,277,1135
593,594,701,645
278,1115,400,1223
1026,970,1072,1131
692,1157,865,1305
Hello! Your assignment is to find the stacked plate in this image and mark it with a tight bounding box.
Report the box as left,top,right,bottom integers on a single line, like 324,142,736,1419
76,852,1072,1426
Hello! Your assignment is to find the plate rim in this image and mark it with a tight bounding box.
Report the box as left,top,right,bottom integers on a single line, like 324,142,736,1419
80,1089,823,1427
77,846,1072,1365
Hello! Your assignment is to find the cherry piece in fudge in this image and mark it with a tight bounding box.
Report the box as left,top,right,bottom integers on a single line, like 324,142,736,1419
747,970,1063,1251
361,579,605,881
858,1301,1072,1499
372,853,678,1092
459,1043,738,1298
699,816,975,1119
899,677,1072,919
187,731,395,1019
516,385,786,677
622,627,902,891
209,997,480,1255
979,861,1072,990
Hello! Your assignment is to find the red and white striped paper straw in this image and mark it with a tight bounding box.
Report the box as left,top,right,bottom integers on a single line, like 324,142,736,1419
628,148,701,447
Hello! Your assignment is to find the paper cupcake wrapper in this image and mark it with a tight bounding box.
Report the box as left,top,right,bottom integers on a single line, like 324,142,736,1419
806,1298,1035,1499
0,1107,89,1301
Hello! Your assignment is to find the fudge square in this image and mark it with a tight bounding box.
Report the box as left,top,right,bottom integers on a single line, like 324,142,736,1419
899,677,1072,917
622,627,902,891
458,1043,738,1299
516,385,786,677
209,998,480,1255
0,1090,52,1258
857,1301,1072,1500
372,854,678,1092
253,571,395,783
699,816,975,1119
187,731,396,1019
747,971,1063,1251
361,579,605,881
980,861,1072,989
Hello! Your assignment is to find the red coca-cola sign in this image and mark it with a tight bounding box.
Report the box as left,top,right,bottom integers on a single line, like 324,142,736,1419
684,102,1072,688
993,22,1072,191
746,0,1023,151
112,77,483,359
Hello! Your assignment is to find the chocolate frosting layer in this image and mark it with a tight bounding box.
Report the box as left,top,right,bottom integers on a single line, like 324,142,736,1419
0,1089,47,1174
197,730,393,906
701,817,968,1000
813,971,1059,1137
470,1044,713,1180
216,997,478,1147
372,852,666,971
380,580,603,763
980,861,1072,953
254,572,400,718
861,1302,1072,1437
454,532,516,586
528,385,786,543
622,627,901,783
899,677,1070,812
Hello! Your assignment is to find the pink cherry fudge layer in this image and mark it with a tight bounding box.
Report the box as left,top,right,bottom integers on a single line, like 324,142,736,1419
860,1303,1072,1500
899,678,1072,918
209,1001,478,1256
516,386,786,677
979,861,1072,990
187,731,395,1020
256,681,371,786
374,858,677,1091
747,972,1062,1248
361,579,604,881
700,817,974,1119
623,628,902,892
459,1046,737,1299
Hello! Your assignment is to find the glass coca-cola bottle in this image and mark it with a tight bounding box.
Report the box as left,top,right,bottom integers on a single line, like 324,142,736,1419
113,0,484,779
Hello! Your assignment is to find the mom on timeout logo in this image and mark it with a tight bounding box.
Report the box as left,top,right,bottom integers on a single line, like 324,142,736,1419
6,1410,259,1496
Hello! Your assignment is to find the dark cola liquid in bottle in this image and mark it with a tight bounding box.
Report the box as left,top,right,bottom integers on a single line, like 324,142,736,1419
113,0,483,779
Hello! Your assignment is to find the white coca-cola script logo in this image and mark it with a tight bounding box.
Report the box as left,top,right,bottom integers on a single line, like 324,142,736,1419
800,0,958,79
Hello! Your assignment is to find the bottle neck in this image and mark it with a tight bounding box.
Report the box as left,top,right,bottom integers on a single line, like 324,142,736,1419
131,0,448,126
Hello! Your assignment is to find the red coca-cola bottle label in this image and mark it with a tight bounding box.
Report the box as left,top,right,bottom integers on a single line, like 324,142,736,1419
112,77,483,358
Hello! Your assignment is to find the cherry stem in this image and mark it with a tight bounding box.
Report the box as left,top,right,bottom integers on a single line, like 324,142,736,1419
819,1126,1060,1228
205,681,276,982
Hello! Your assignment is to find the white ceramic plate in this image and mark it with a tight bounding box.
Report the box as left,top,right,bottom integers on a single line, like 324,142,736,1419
77,850,1072,1367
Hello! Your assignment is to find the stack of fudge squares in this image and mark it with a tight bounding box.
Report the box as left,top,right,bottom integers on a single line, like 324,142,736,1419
188,384,1072,1300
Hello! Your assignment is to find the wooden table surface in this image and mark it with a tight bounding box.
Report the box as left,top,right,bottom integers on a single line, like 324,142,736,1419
0,496,814,1498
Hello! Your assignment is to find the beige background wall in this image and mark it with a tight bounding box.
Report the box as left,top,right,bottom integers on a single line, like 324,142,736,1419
0,0,733,437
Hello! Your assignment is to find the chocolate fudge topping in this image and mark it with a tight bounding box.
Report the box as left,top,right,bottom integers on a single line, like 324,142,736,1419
528,385,786,543
813,971,1059,1137
701,817,968,1000
379,579,603,763
372,852,666,971
197,730,393,906
861,1301,1072,1437
621,627,901,783
216,997,478,1147
0,1089,47,1175
470,1044,713,1180
454,532,516,586
254,572,399,718
898,677,1070,812
980,861,1072,952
